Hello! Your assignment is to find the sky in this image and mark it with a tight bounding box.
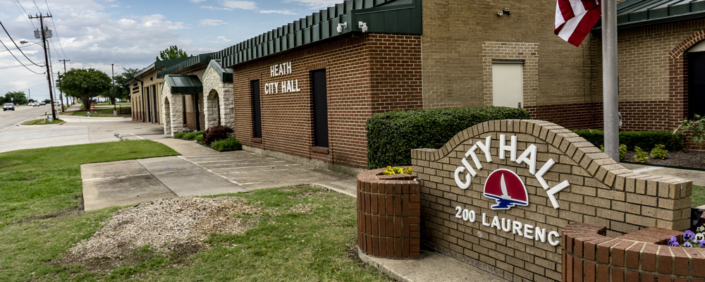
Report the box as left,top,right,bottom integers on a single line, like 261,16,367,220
0,0,344,101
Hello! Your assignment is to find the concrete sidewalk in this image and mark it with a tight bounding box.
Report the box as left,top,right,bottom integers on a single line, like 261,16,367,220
621,163,705,186
81,138,357,211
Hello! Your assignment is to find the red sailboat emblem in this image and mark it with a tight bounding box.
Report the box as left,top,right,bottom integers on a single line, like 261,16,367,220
483,169,529,210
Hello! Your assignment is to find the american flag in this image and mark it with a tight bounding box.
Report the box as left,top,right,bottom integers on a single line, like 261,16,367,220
555,0,602,47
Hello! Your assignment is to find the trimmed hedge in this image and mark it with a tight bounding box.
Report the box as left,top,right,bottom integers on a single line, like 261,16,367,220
366,107,531,169
573,129,684,151
211,137,242,152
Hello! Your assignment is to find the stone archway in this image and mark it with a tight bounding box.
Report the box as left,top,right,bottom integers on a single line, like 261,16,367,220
668,30,705,128
204,89,221,129
161,78,184,137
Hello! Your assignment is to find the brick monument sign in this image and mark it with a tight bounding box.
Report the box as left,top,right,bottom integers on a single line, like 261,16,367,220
411,120,693,281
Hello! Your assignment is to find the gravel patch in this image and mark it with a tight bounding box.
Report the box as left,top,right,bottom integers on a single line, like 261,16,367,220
65,197,259,262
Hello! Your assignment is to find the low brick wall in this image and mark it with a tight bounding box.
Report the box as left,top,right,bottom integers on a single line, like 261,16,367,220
357,168,421,259
562,222,705,282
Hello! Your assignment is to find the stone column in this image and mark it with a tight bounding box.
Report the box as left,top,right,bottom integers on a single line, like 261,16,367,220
221,83,235,129
169,94,184,136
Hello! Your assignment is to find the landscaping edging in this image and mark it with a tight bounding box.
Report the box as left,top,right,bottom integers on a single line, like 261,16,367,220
562,222,703,282
357,168,421,259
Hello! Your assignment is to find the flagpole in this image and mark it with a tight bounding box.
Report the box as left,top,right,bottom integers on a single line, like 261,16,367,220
602,0,620,162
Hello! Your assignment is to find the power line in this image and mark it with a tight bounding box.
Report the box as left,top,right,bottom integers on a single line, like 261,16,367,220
0,21,44,67
13,0,36,29
31,0,43,13
43,0,66,58
0,38,43,74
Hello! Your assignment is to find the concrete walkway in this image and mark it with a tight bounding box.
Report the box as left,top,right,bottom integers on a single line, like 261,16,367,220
81,138,357,211
621,163,705,186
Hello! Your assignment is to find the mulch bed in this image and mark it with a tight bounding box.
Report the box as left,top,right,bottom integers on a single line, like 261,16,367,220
624,150,705,169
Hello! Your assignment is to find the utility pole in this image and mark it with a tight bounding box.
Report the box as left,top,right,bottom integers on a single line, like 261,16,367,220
29,14,56,120
59,59,70,109
111,64,116,110
602,0,620,162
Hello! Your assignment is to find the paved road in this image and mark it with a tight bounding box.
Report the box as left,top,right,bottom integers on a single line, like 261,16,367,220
0,105,52,133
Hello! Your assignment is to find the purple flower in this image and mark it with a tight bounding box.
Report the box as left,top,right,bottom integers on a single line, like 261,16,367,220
670,236,678,243
669,239,680,247
684,230,696,241
700,240,705,248
684,242,693,248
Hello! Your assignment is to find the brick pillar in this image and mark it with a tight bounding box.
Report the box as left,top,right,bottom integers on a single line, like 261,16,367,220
357,167,421,259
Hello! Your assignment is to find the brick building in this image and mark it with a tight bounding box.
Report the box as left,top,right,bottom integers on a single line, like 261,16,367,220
127,58,189,123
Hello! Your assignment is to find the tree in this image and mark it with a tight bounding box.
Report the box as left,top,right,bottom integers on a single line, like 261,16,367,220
111,67,140,104
156,45,189,61
3,91,28,104
58,68,111,111
28,98,36,103
43,99,50,104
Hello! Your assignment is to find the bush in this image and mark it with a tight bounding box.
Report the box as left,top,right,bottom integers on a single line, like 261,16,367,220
634,146,649,164
181,131,205,141
174,132,188,139
573,129,684,151
674,114,705,149
650,144,668,159
600,144,628,160
195,135,204,144
366,107,531,169
211,137,242,152
203,125,234,145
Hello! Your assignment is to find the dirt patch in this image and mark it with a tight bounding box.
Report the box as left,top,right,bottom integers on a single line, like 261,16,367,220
62,197,259,264
624,150,705,169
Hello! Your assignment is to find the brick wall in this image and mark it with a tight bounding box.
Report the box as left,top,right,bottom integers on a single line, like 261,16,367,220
562,222,705,282
590,19,705,131
231,33,422,168
412,120,692,282
422,0,597,110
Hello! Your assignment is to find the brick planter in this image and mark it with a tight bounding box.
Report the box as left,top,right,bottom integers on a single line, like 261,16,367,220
562,222,705,281
357,168,421,259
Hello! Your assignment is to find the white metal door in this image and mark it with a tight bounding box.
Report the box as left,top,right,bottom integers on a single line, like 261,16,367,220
492,63,524,108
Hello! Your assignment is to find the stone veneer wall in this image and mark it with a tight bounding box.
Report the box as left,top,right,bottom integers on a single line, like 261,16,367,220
412,120,693,282
202,67,235,130
161,80,183,136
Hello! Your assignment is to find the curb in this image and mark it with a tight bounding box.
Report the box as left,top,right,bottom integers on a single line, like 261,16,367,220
357,247,411,282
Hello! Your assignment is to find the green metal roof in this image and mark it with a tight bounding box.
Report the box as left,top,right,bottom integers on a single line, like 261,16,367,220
157,54,213,78
594,0,705,30
203,60,233,83
124,57,192,85
221,0,422,68
164,75,203,94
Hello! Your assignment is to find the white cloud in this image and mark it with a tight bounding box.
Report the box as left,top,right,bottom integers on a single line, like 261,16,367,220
259,10,297,15
285,0,341,9
199,19,228,26
189,0,206,3
220,0,256,10
216,36,230,43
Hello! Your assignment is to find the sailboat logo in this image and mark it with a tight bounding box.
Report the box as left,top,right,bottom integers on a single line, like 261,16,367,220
483,169,529,210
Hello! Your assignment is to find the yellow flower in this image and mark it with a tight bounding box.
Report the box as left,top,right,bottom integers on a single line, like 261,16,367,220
397,168,404,174
387,166,392,170
405,167,413,174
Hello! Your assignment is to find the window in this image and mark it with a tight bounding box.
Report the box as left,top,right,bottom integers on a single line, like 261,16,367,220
251,80,262,138
311,69,328,148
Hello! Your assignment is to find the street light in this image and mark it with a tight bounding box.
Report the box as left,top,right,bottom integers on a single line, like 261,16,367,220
19,40,42,46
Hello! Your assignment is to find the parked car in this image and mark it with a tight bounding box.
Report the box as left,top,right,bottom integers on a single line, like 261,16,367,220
39,102,46,106
3,103,15,111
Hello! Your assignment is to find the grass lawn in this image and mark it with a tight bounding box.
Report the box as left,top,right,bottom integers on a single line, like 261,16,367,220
62,107,131,118
21,119,63,125
692,185,705,207
0,143,388,281
0,141,179,281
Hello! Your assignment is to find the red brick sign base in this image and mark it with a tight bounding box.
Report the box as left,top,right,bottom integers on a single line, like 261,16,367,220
357,168,421,259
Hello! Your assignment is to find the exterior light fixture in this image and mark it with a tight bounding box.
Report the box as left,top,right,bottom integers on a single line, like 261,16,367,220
498,8,511,16
358,21,368,33
337,22,347,33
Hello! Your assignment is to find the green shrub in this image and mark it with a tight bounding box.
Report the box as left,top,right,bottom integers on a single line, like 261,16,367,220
174,132,188,139
600,144,628,161
674,114,705,149
182,131,205,141
366,107,531,169
650,144,668,159
211,137,242,152
634,146,649,164
195,135,204,144
203,125,234,145
573,129,684,151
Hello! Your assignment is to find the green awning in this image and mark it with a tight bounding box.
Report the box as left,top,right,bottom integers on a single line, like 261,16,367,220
594,0,705,31
164,75,203,94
